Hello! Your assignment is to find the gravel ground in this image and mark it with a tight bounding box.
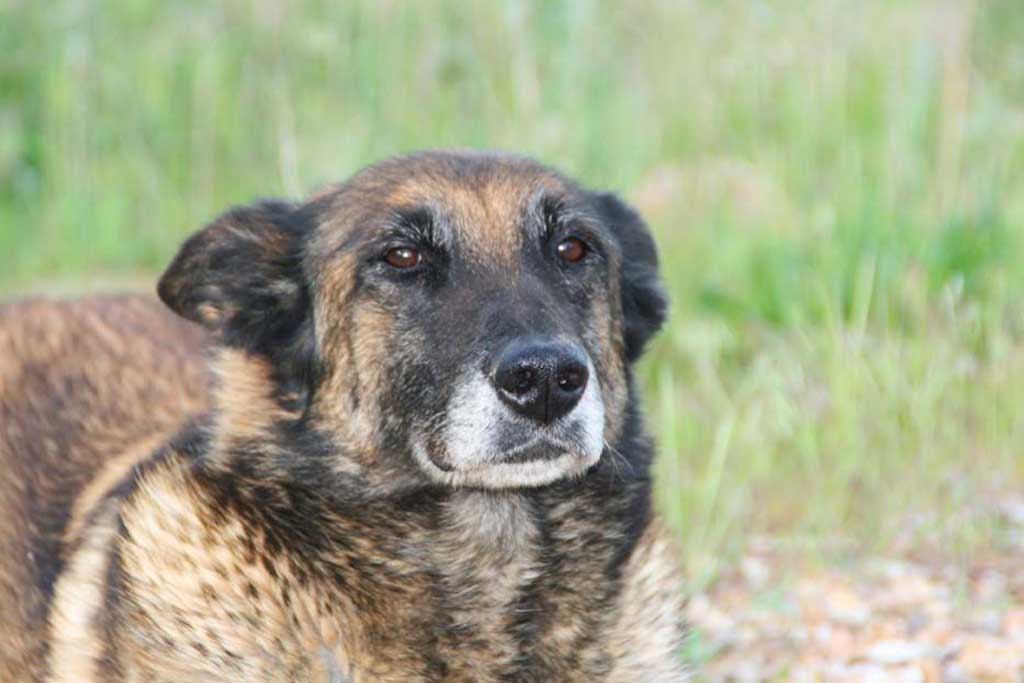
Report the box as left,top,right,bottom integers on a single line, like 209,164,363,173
689,501,1024,682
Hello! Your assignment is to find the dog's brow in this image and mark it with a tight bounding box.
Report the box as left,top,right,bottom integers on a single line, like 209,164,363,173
524,192,563,240
388,206,451,249
527,192,596,238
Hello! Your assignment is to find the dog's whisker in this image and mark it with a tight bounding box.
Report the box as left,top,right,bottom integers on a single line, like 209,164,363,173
602,438,634,482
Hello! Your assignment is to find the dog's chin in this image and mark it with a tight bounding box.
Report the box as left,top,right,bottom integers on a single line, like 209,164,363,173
411,439,601,490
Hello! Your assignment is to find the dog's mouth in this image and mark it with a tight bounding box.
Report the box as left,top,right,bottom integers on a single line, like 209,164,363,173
498,437,572,465
472,431,595,467
411,431,602,490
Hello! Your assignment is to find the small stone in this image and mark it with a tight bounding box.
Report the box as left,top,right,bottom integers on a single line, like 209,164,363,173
825,586,871,626
825,626,856,661
877,573,941,611
1000,497,1024,526
957,635,1024,682
917,658,942,683
916,620,956,649
890,665,926,683
834,662,909,683
865,640,933,665
976,570,1008,602
862,618,905,644
1004,608,1024,641
905,610,930,636
969,608,1004,635
740,555,771,589
791,662,825,683
943,662,968,683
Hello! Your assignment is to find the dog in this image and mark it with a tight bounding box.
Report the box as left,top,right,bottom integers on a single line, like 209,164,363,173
0,150,687,681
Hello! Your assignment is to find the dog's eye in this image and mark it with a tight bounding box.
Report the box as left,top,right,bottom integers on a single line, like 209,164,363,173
556,237,588,263
384,247,420,269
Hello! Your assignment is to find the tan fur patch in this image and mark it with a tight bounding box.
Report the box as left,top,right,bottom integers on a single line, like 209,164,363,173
64,434,166,544
116,460,364,680
590,281,629,444
442,181,523,267
378,156,565,268
48,501,121,682
311,250,400,465
211,348,296,457
606,521,689,681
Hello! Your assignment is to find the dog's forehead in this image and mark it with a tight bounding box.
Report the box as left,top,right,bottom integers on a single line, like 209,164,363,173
315,152,575,264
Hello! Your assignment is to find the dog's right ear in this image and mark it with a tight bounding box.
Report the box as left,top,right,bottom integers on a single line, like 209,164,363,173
589,192,668,362
158,200,309,352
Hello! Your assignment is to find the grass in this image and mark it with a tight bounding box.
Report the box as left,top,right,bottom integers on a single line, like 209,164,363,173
3,0,1023,582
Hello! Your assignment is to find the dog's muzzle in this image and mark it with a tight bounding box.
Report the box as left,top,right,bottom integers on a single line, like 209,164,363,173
411,336,605,488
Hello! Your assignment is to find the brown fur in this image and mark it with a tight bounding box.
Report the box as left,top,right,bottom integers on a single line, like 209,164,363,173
1,152,686,681
0,295,210,682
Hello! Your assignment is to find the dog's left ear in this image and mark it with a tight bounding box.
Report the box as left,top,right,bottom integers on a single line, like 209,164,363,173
158,199,310,356
591,193,668,362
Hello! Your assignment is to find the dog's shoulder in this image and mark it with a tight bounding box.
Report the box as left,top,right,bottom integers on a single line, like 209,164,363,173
50,427,284,681
606,518,689,681
46,425,212,681
0,294,212,682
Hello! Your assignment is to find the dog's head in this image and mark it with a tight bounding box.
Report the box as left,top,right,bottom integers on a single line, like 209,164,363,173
159,151,665,490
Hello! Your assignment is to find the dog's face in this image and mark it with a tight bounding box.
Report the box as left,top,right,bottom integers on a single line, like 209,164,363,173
159,151,665,490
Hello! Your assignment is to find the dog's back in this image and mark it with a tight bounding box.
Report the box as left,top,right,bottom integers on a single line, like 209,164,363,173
0,295,210,681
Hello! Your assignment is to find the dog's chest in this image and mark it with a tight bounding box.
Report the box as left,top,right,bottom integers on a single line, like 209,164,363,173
425,492,542,678
337,491,620,682
108,472,627,682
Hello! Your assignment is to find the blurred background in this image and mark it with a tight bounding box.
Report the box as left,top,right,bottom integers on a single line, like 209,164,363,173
3,1,1023,678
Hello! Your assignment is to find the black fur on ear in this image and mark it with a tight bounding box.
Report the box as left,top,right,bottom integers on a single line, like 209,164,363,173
590,192,668,362
158,200,317,398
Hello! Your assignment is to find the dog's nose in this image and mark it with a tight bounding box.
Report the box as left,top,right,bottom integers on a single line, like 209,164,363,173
493,340,589,425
